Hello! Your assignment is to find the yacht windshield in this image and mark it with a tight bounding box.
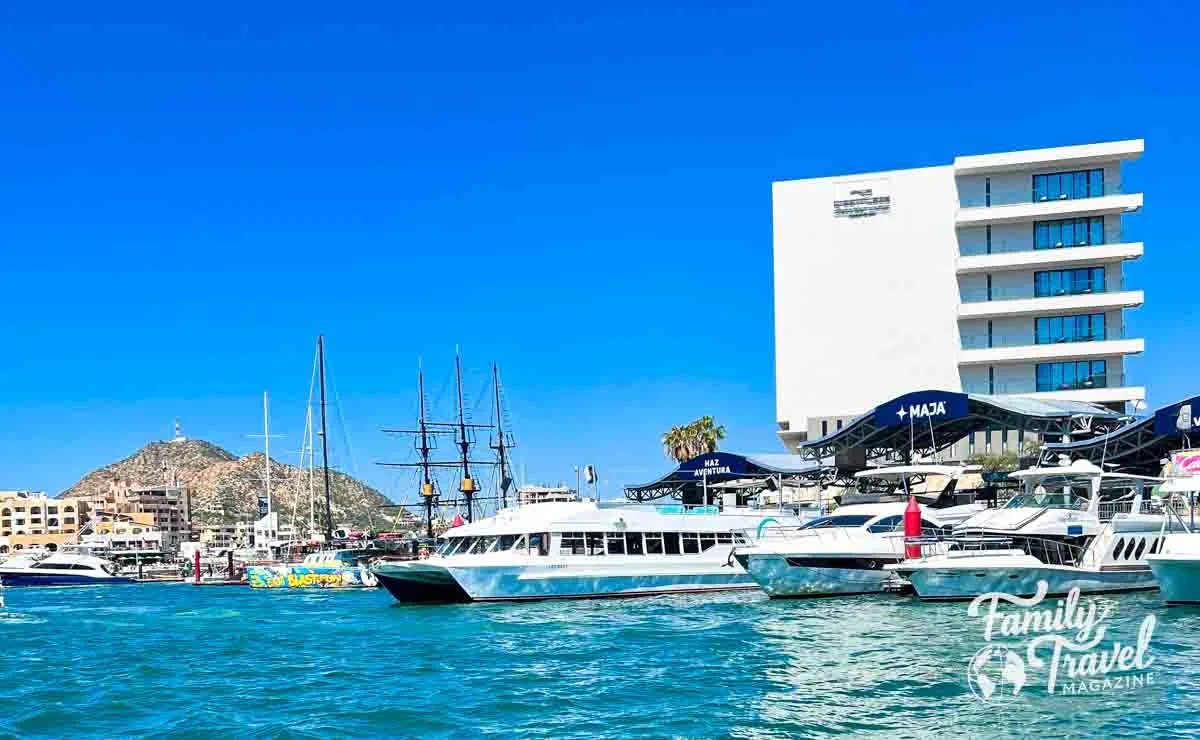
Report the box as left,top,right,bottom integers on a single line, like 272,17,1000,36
799,515,875,529
496,534,520,551
469,536,498,554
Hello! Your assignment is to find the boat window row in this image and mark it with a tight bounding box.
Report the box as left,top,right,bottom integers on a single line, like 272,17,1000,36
1111,536,1161,562
557,531,744,556
30,561,98,571
800,515,949,534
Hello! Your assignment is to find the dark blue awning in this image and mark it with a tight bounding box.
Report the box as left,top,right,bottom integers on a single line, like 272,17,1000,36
624,451,830,502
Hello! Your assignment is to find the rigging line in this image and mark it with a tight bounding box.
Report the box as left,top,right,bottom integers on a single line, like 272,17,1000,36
326,363,362,484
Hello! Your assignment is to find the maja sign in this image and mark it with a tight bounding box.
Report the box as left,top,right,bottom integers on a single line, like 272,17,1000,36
965,581,1156,703
875,391,969,429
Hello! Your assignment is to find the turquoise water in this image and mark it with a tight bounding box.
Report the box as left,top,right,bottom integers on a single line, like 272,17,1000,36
2,585,1198,738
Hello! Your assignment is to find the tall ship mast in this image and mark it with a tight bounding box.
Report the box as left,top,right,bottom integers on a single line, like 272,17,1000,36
490,363,516,510
379,352,509,537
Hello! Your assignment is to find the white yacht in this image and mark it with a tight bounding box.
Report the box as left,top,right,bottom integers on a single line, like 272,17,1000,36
1144,458,1200,605
891,460,1171,600
371,500,811,603
733,465,985,597
0,552,134,587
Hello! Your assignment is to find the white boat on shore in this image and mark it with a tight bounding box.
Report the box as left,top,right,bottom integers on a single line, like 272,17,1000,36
733,465,984,598
891,460,1172,600
372,500,811,603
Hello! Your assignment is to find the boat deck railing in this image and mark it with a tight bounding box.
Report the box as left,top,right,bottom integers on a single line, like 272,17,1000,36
906,532,1088,567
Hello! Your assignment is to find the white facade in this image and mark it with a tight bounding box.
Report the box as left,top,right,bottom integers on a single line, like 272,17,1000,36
773,140,1145,447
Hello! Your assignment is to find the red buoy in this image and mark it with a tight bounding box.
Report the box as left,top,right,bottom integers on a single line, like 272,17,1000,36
193,549,202,583
904,495,922,560
451,513,465,528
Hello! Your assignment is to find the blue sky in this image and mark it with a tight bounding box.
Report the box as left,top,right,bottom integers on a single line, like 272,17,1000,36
1,1,1196,503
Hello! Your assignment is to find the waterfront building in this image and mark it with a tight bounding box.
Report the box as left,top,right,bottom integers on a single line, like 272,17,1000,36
80,515,166,559
773,140,1145,451
65,483,192,554
0,490,87,553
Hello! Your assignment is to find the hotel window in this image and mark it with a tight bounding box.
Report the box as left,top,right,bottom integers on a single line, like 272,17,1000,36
1033,168,1104,202
1035,314,1106,344
836,419,843,430
1034,217,1105,250
1036,360,1108,392
1035,267,1106,297
821,420,828,437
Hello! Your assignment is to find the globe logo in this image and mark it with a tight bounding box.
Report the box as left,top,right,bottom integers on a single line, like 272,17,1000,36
967,646,1027,704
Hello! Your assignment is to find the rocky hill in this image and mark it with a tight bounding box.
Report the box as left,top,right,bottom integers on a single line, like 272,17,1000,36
59,439,403,531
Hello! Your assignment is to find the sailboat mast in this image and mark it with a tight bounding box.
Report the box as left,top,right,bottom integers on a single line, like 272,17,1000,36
263,391,272,520
417,366,435,539
318,335,334,544
492,363,511,510
307,404,315,536
455,351,476,522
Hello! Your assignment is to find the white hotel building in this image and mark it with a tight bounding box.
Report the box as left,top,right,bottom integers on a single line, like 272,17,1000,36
773,139,1145,449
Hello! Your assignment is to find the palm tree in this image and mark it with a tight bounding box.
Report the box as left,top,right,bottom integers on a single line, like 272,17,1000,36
662,416,726,463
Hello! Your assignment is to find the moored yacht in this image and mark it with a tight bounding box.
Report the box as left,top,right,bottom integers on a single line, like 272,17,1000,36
372,499,811,603
0,552,135,587
733,465,985,597
246,548,381,590
1144,452,1200,605
891,460,1172,600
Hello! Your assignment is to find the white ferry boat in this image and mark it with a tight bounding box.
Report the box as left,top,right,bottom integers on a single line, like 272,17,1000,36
372,500,811,603
733,465,985,597
891,460,1171,600
0,552,135,587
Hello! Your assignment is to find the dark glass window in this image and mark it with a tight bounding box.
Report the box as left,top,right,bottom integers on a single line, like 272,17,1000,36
663,533,681,555
586,532,606,555
1033,168,1104,202
1034,217,1105,249
606,532,625,555
645,533,665,555
625,532,645,555
1035,314,1106,344
1036,361,1108,392
1034,267,1106,297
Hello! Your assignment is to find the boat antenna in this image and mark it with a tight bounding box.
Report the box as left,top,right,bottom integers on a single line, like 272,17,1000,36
455,349,477,522
491,363,514,510
318,335,334,544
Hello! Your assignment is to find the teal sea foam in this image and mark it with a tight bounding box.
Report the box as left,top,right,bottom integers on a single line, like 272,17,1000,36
1,585,1198,738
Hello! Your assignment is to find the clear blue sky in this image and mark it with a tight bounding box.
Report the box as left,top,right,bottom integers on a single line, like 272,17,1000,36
1,2,1196,503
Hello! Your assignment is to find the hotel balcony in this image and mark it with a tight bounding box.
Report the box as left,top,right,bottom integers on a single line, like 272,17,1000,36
957,241,1143,275
956,187,1142,227
958,278,1143,320
963,373,1146,405
959,329,1144,366
954,140,1144,177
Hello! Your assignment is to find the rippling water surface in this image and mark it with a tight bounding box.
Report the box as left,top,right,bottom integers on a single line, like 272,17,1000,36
1,585,1198,738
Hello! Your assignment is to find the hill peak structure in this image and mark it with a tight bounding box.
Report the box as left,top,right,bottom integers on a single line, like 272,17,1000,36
773,139,1145,451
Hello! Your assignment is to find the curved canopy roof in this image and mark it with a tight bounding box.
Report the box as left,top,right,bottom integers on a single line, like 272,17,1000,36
1043,396,1200,475
624,451,830,502
799,390,1123,462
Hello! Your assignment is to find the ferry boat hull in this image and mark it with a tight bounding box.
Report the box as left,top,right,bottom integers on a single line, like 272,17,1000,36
374,559,755,603
739,554,899,598
1146,556,1200,605
373,561,472,603
897,554,1158,601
